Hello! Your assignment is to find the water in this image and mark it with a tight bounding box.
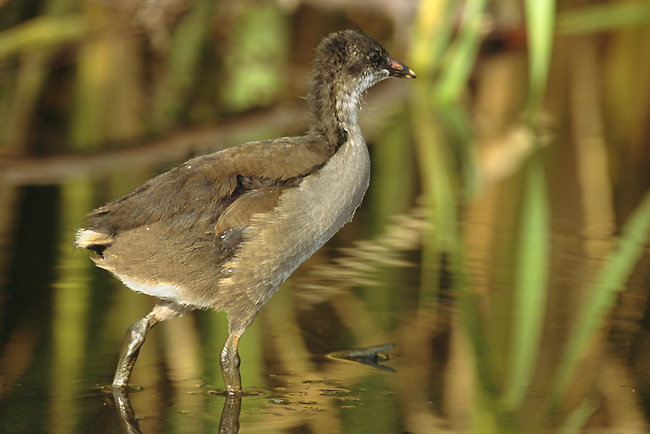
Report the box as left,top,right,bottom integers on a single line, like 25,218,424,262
1,164,649,433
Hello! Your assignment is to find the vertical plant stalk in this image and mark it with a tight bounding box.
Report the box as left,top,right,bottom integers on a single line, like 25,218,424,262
523,0,556,121
410,0,451,76
434,0,487,104
51,178,93,433
410,0,496,421
409,0,448,313
152,0,217,129
0,15,86,150
410,0,484,312
411,89,458,313
502,154,549,410
550,189,650,410
71,2,144,149
485,0,556,416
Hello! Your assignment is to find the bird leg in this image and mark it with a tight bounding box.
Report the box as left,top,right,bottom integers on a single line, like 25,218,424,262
220,332,242,394
113,300,189,389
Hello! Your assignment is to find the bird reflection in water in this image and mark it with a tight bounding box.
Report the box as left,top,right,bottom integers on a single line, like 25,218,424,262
111,388,242,434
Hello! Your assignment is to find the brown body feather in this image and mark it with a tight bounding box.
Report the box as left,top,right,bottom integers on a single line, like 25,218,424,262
81,135,333,241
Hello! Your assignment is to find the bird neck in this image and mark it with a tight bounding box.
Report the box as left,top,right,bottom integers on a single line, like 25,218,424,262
308,76,362,151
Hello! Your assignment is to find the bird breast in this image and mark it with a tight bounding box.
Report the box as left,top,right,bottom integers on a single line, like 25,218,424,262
218,129,371,308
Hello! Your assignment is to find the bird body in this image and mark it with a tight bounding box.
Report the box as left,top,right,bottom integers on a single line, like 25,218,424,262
75,29,415,393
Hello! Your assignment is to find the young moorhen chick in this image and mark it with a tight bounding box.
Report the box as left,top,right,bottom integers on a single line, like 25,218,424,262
75,29,415,394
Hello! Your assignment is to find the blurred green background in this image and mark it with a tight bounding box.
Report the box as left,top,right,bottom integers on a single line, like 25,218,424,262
1,0,650,433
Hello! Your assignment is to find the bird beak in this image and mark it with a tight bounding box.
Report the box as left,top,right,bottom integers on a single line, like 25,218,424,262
387,57,416,78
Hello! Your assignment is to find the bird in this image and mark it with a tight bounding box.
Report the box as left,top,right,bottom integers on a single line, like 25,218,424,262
75,29,415,395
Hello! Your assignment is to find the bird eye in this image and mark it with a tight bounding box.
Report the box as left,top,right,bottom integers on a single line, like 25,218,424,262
369,50,380,62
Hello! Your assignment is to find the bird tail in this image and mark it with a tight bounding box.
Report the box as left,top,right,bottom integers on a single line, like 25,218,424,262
74,229,112,256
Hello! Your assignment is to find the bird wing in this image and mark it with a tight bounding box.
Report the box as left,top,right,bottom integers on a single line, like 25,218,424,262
82,135,332,241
